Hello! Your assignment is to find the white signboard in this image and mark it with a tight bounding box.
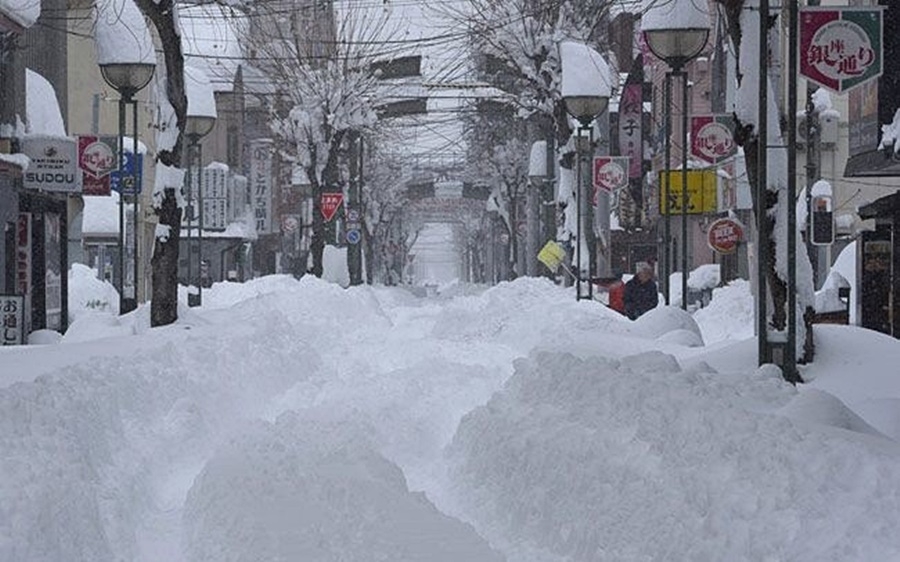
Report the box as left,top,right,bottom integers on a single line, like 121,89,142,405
21,136,80,193
249,139,274,234
202,167,228,230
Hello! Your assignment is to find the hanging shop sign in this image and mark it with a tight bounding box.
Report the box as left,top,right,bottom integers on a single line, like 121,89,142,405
249,139,274,234
320,192,344,222
21,135,80,193
77,135,118,196
799,6,884,94
707,217,744,255
0,295,24,346
690,115,736,165
592,156,630,200
658,170,718,215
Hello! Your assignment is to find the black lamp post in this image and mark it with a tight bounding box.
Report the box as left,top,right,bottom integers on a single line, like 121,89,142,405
642,2,709,309
562,89,610,302
99,61,155,315
185,113,216,307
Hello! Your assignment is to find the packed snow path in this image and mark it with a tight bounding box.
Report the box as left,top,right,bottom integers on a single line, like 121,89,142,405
3,276,900,561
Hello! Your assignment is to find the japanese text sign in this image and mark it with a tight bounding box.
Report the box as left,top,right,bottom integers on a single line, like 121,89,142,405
707,217,744,254
77,135,118,196
592,157,630,203
320,192,344,222
690,115,736,165
658,170,718,215
1,295,24,346
800,7,883,94
249,139,274,234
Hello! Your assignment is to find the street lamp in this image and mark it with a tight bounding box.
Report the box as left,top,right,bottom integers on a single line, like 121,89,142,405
99,61,155,315
184,66,217,307
560,40,611,301
642,0,710,309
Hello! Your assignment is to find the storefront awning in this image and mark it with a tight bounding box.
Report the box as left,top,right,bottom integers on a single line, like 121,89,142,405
844,148,900,179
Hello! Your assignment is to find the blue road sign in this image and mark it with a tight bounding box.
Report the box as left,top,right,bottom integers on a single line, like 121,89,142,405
110,152,143,195
346,228,361,245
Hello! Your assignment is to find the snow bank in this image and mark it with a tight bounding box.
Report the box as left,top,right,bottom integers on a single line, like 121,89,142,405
447,350,900,561
183,414,504,561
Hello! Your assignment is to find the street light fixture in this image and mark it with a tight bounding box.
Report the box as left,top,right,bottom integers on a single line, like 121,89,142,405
642,0,710,310
184,66,218,307
560,40,611,301
99,61,155,315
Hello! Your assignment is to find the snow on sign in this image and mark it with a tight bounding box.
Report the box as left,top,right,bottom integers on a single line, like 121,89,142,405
320,192,343,222
592,156,629,199
800,7,883,94
691,115,736,165
707,217,744,255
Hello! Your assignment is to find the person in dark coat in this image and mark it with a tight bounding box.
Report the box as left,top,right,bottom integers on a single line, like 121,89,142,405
624,262,659,320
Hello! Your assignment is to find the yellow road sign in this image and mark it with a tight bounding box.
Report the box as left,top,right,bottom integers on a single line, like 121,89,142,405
658,170,718,215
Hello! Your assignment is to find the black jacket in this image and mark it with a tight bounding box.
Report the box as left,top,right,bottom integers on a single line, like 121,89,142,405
624,277,659,320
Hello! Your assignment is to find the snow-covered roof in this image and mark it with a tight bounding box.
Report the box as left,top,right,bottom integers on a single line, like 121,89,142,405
0,0,39,29
185,65,218,120
25,69,66,137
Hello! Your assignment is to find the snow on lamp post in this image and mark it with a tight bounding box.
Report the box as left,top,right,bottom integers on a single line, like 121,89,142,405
184,66,217,308
95,0,155,315
560,40,611,301
641,0,710,310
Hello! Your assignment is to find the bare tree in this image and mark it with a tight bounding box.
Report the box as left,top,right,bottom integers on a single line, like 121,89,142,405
239,1,404,278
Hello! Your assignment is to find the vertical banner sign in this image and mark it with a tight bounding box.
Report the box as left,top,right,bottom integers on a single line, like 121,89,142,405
799,7,883,94
77,135,118,196
320,192,344,222
249,139,274,234
690,115,737,164
1,295,24,346
202,166,228,230
592,156,630,204
21,136,80,193
848,81,879,156
44,213,62,330
15,214,31,336
618,54,645,211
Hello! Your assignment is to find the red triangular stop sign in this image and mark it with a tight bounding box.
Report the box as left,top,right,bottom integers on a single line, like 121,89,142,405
320,192,344,222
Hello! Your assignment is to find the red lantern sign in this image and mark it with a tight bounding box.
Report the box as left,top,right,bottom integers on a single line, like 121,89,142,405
707,217,744,255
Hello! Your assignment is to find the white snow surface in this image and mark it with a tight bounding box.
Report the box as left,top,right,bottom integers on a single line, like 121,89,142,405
2,275,900,561
559,40,613,102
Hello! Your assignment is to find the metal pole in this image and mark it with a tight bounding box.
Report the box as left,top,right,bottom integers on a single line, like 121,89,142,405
586,125,596,300
132,98,139,306
198,141,204,306
786,0,800,381
680,69,689,310
663,71,673,305
757,0,770,365
185,143,193,305
117,97,126,315
576,126,583,300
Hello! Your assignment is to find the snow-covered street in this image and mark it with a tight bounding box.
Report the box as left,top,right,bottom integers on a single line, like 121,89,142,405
3,273,900,561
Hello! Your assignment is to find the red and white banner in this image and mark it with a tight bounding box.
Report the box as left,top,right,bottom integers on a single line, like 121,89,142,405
690,115,736,165
799,7,883,94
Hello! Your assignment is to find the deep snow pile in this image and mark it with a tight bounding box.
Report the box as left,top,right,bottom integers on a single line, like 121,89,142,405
447,351,900,562
3,272,900,562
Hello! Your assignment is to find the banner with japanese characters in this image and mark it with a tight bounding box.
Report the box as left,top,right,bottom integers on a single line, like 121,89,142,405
0,295,24,346
77,135,118,196
690,115,737,165
800,7,883,93
249,139,274,234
